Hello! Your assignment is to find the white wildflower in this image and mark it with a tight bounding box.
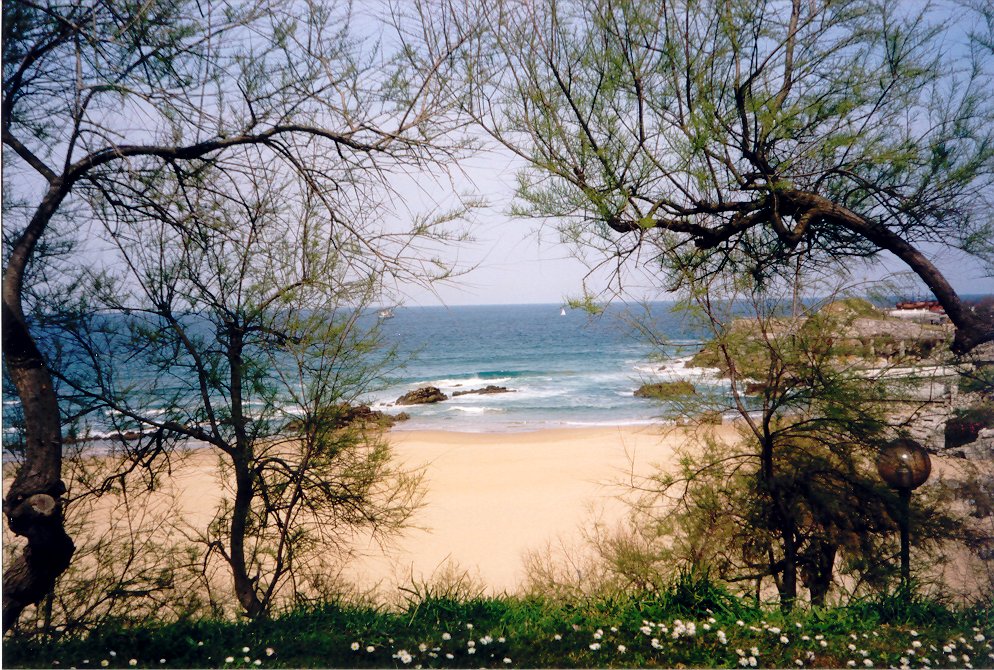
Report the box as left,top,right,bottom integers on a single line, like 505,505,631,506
351,642,360,651
503,658,512,664
795,659,804,666
442,633,451,641
651,638,661,650
265,648,275,657
820,640,828,648
445,654,454,660
101,662,109,668
748,656,757,667
770,627,782,635
589,643,601,651
737,620,745,627
128,661,137,667
863,659,873,667
224,658,234,665
253,661,261,667
640,626,653,635
781,636,790,644
846,662,856,668
553,634,562,641
241,647,250,654
975,634,985,642
912,641,922,649
617,645,626,653
739,657,750,667
365,646,375,653
751,647,760,657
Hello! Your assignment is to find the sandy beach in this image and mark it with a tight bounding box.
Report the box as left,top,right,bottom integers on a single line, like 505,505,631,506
157,424,740,598
345,425,741,595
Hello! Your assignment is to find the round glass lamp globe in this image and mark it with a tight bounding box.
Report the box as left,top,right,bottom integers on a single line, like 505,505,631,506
876,439,932,490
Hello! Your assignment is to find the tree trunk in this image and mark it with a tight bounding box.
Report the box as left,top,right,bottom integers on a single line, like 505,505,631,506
2,185,75,632
229,454,264,618
759,431,798,612
804,540,837,607
225,323,265,618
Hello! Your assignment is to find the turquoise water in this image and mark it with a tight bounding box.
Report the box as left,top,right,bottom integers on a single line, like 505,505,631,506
2,301,724,441
369,302,720,431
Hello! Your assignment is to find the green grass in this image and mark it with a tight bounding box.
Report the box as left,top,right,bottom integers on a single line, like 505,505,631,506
5,587,991,668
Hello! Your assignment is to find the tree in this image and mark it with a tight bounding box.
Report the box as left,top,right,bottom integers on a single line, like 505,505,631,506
44,158,423,618
457,0,994,352
628,279,968,609
2,0,469,629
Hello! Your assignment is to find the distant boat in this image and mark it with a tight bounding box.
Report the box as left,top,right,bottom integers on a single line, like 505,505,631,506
560,307,566,316
378,308,395,319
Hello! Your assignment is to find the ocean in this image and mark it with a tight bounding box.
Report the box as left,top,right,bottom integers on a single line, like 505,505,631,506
2,301,725,441
368,302,720,431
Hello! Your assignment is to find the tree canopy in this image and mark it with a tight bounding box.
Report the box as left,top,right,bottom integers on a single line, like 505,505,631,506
460,0,994,352
2,0,469,630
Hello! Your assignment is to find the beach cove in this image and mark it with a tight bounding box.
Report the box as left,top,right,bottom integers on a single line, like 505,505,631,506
159,424,741,599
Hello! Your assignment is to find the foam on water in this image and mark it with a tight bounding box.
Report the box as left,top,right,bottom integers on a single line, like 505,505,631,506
3,301,719,436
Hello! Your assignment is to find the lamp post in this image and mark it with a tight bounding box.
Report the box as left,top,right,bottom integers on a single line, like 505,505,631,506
876,439,932,588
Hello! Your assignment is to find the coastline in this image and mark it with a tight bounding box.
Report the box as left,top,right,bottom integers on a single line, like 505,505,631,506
61,424,741,599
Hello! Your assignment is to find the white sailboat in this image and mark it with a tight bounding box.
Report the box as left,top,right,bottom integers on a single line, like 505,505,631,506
560,307,566,316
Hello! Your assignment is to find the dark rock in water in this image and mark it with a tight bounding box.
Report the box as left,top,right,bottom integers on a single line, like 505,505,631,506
744,381,768,395
452,385,514,397
396,386,448,405
64,430,142,444
335,404,410,428
634,380,697,399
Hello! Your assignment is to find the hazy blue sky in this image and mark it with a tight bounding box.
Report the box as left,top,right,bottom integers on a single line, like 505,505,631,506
394,145,994,307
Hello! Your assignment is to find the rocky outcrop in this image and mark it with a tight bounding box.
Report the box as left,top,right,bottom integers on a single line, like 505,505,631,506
634,380,697,399
452,385,514,397
396,386,448,405
336,404,410,428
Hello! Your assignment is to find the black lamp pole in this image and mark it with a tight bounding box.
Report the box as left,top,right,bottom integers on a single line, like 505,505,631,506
876,439,932,589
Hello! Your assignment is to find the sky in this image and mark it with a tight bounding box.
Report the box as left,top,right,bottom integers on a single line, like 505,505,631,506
390,144,994,308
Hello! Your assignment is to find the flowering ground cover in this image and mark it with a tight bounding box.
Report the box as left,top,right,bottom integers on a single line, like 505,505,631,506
5,590,991,668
